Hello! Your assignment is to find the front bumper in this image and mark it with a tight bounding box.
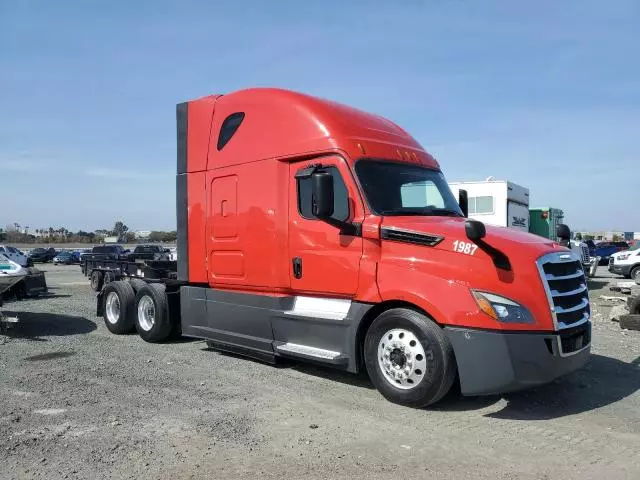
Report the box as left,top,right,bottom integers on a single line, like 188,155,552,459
608,260,631,276
445,323,591,396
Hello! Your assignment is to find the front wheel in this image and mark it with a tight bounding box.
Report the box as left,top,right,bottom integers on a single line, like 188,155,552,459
630,265,640,284
364,308,457,408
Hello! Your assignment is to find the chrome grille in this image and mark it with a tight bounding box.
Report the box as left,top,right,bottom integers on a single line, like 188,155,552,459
536,252,590,330
580,244,590,264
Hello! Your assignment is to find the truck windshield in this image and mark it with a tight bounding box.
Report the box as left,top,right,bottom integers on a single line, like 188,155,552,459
354,159,463,217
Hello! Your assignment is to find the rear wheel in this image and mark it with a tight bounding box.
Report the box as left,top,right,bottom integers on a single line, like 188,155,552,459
90,270,104,291
102,281,136,334
135,283,172,343
103,271,115,286
364,308,456,408
128,278,147,293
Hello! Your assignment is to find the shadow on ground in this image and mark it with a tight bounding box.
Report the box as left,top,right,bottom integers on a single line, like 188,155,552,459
212,348,639,415
587,280,610,291
2,311,96,341
208,347,375,389
436,354,640,420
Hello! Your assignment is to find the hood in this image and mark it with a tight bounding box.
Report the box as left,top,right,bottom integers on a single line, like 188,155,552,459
377,216,576,331
381,216,564,262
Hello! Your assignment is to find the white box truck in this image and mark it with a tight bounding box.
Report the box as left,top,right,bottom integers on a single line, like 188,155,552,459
448,178,530,231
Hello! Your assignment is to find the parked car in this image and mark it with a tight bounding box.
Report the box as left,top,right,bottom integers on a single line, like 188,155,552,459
127,244,171,262
584,240,628,265
83,245,130,261
53,251,81,265
609,241,640,282
28,247,57,263
0,245,31,267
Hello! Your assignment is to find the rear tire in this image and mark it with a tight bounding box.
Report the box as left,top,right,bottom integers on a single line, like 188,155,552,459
128,278,147,293
103,271,115,286
102,281,136,334
90,271,104,291
135,283,172,343
364,308,456,408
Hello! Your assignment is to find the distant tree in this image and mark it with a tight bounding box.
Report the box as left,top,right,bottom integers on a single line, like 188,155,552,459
612,234,622,242
124,232,136,243
148,231,164,242
575,232,582,240
148,231,177,243
112,221,129,238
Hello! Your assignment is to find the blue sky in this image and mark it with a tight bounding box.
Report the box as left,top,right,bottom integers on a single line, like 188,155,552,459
1,0,638,232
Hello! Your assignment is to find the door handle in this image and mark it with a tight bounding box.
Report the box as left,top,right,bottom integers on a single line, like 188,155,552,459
292,257,302,279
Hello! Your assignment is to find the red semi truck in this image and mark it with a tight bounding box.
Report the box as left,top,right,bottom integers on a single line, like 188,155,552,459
96,88,591,407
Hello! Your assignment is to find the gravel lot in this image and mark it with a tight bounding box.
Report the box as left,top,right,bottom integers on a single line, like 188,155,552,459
1,265,639,480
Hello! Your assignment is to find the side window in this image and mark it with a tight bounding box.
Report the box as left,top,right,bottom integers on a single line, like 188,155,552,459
468,196,493,214
297,166,349,222
217,112,245,151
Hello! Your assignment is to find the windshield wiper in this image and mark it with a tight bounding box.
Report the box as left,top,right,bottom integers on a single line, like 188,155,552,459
380,207,463,217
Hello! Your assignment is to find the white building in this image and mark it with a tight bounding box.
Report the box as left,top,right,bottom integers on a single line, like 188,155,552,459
448,178,530,231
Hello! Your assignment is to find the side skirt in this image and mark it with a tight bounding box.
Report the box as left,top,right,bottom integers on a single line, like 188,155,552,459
179,286,373,372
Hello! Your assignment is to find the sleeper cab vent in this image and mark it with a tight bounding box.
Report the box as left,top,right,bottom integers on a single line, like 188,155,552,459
380,227,444,247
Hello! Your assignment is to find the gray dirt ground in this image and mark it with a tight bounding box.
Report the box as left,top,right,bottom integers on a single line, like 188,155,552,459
1,265,639,480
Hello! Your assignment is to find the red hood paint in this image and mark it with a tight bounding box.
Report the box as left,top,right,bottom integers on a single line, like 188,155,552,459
375,216,569,331
387,216,561,257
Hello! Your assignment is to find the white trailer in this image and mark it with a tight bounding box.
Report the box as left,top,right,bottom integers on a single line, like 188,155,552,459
448,178,530,231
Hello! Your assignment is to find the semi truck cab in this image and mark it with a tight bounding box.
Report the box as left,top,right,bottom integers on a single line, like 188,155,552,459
99,88,591,407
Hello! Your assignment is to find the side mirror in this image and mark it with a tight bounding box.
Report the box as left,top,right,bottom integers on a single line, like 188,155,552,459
556,223,571,241
311,172,334,218
465,219,486,241
458,189,468,218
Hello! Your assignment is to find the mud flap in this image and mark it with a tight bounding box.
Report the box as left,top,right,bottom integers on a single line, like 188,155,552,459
96,291,104,317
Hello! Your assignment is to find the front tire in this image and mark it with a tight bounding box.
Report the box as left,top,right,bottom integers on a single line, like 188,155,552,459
135,283,172,343
102,281,136,334
364,308,456,408
630,265,640,284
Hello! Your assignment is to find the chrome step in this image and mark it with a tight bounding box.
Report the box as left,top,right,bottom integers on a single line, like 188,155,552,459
276,342,341,360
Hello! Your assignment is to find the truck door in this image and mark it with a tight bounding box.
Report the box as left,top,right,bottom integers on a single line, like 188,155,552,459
288,157,363,297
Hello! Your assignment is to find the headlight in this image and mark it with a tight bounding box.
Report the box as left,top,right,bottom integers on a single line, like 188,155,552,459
471,290,534,324
617,253,631,261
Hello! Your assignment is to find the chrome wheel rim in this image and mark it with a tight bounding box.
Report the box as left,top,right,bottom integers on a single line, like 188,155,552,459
378,328,427,390
105,292,120,325
137,295,155,331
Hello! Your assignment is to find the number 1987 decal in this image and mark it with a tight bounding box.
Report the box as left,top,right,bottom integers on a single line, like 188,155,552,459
452,240,478,255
